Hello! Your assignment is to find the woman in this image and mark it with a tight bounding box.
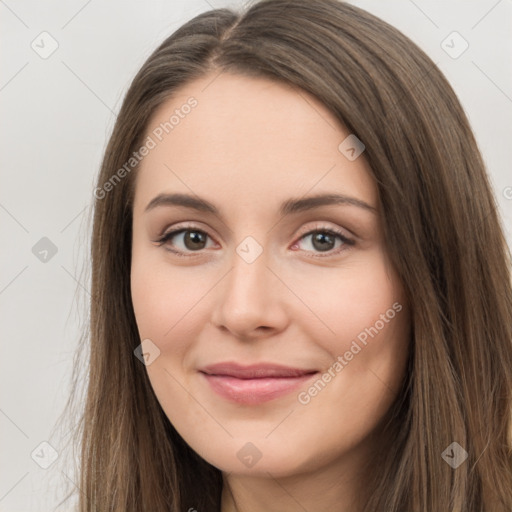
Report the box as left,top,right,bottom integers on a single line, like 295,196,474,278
62,0,512,510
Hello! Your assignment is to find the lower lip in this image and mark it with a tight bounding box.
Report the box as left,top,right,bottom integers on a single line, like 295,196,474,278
201,372,317,405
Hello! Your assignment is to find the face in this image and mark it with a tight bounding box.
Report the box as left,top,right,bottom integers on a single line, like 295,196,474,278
130,71,410,480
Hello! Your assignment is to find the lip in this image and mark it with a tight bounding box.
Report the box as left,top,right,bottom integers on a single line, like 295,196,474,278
199,362,318,404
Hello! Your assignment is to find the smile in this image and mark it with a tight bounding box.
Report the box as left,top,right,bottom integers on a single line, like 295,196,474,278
199,362,319,405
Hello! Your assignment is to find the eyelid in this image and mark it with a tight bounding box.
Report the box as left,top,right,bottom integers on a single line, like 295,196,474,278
154,221,355,257
156,220,212,239
290,222,355,257
153,222,219,252
156,220,353,241
293,221,354,242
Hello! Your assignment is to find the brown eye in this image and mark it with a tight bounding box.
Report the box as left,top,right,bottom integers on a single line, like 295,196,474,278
181,230,208,250
292,227,355,257
310,231,337,252
157,228,214,254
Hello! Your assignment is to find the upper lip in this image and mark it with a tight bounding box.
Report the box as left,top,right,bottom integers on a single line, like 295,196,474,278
199,362,318,379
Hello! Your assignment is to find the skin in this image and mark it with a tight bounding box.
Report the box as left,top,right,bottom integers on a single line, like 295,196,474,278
130,71,411,512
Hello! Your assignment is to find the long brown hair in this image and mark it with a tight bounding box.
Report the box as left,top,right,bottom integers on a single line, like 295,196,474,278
56,0,512,510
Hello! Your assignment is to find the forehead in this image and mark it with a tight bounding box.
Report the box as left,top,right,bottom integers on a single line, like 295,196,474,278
133,71,376,216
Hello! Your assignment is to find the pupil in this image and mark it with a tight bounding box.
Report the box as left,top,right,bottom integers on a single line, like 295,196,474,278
313,232,334,252
185,231,205,250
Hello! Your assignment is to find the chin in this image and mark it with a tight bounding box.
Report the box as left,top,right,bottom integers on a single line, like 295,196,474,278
190,434,324,478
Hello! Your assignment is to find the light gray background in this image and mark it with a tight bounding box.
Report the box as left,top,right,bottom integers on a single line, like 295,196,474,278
1,0,511,510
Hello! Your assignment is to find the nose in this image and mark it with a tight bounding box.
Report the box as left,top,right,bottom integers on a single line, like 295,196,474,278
211,244,289,340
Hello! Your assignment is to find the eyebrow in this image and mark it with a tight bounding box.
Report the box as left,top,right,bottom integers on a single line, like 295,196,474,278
144,192,377,216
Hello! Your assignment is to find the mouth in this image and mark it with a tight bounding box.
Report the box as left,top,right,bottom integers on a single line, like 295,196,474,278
199,362,319,405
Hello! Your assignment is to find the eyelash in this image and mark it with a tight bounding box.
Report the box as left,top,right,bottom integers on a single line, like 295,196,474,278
154,223,355,258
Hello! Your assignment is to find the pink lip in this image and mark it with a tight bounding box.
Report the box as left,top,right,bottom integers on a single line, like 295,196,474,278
199,362,318,404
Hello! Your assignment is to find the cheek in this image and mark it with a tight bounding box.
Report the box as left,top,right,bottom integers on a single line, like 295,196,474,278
129,241,411,475
130,254,209,352
292,248,403,357
130,260,209,425
131,243,406,372
292,249,410,418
